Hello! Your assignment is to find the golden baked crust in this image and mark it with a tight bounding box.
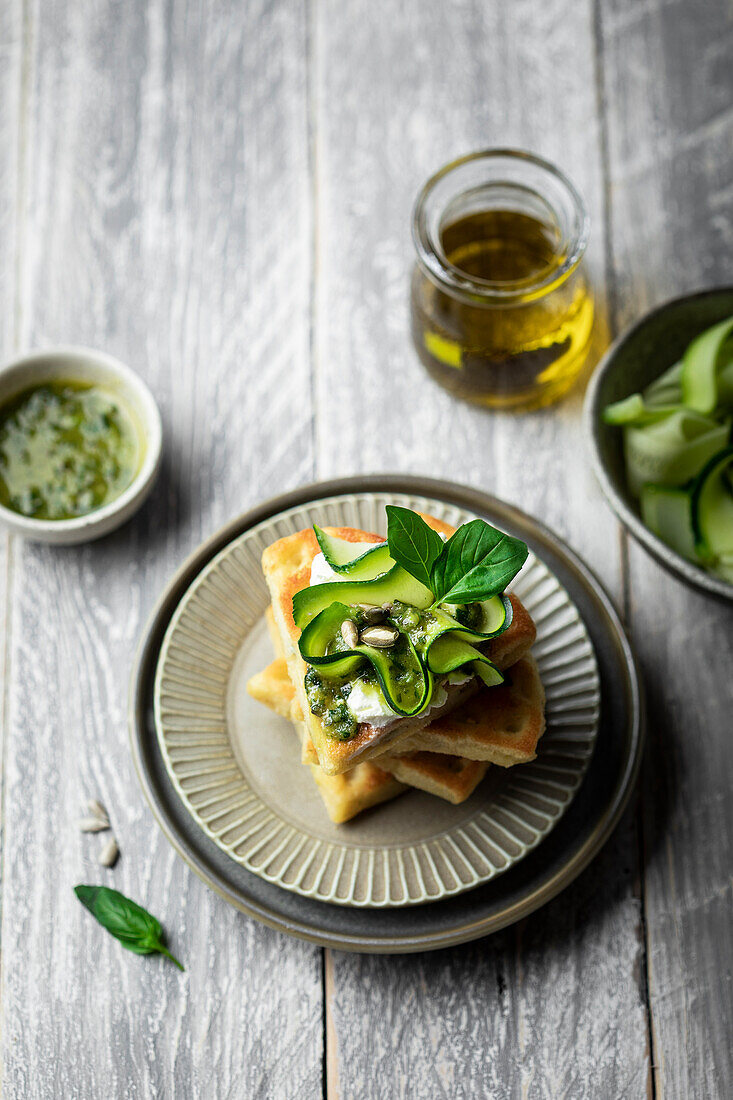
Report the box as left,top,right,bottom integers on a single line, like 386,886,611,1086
247,658,490,813
489,595,536,669
261,517,536,775
297,723,407,823
377,751,488,805
249,646,405,822
261,608,303,722
248,651,545,774
398,656,546,766
261,595,534,766
246,659,294,719
264,605,283,657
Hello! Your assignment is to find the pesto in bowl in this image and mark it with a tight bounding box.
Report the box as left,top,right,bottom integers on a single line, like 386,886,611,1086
0,380,141,520
0,346,162,544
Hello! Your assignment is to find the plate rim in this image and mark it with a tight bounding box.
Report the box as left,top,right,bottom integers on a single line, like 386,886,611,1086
152,508,600,908
129,474,645,953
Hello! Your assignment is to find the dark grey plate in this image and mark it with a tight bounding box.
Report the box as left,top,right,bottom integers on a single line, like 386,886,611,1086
584,287,733,602
129,476,644,953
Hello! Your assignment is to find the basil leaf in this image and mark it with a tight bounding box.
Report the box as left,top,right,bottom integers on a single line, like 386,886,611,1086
74,885,185,970
386,505,444,589
430,519,528,604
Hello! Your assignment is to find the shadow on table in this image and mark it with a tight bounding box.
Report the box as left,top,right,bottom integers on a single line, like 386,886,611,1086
336,665,679,1001
126,443,194,554
331,805,652,1039
77,442,193,560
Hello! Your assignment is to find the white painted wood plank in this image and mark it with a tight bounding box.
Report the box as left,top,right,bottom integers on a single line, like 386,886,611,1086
0,2,321,1097
326,821,646,1100
313,1,648,1095
601,0,733,1095
0,0,23,353
5,0,728,1096
0,0,22,998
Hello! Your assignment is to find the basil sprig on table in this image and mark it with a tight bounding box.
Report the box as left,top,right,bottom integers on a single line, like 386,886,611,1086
74,885,184,970
386,505,528,605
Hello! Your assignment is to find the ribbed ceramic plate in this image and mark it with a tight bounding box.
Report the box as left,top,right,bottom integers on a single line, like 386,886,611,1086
153,491,600,908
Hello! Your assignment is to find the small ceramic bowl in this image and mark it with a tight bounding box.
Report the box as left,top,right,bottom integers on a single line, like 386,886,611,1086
0,346,163,544
584,287,733,602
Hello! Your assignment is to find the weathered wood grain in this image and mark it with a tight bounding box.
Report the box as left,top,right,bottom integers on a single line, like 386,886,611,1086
2,0,731,1096
0,2,322,1098
600,1,733,1096
0,0,23,354
0,10,22,1062
326,818,646,1100
313,0,648,1095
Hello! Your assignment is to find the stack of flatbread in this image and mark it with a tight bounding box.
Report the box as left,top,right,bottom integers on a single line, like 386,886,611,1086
247,516,546,823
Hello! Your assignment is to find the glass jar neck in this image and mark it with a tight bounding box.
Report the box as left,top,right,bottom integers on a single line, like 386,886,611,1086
412,149,589,306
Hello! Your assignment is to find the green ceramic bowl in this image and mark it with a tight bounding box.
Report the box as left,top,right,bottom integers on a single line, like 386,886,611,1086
584,287,733,603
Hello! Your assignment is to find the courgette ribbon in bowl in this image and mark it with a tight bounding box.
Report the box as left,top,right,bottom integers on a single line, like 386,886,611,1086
603,314,733,582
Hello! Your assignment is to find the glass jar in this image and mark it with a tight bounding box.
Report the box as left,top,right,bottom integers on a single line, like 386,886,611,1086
410,149,593,410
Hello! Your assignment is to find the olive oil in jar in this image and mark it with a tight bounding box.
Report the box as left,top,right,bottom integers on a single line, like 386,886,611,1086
411,152,593,410
440,208,558,282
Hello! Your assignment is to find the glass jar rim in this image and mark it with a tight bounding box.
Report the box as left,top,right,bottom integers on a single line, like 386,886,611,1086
411,148,590,304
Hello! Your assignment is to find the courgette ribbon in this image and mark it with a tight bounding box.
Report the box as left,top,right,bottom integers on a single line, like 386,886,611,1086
602,318,733,583
691,446,733,572
623,411,730,498
313,525,396,580
298,596,510,718
682,316,733,414
292,563,433,629
298,602,430,717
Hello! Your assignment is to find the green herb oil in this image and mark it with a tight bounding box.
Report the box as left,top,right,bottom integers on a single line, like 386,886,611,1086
0,380,141,520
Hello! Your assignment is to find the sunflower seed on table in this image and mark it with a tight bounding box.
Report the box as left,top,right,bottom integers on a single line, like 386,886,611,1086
360,625,399,648
98,836,119,868
87,799,109,825
340,620,359,649
78,817,111,833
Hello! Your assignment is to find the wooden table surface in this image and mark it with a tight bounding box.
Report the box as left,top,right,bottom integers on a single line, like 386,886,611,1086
1,1,731,1097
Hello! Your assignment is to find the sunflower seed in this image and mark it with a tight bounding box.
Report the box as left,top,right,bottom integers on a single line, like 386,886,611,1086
360,625,398,648
359,604,387,624
98,836,119,867
340,620,359,649
87,799,109,825
78,817,111,833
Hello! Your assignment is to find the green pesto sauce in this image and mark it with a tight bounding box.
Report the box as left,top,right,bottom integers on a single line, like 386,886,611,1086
304,600,483,741
304,668,359,741
390,599,483,645
0,381,141,520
